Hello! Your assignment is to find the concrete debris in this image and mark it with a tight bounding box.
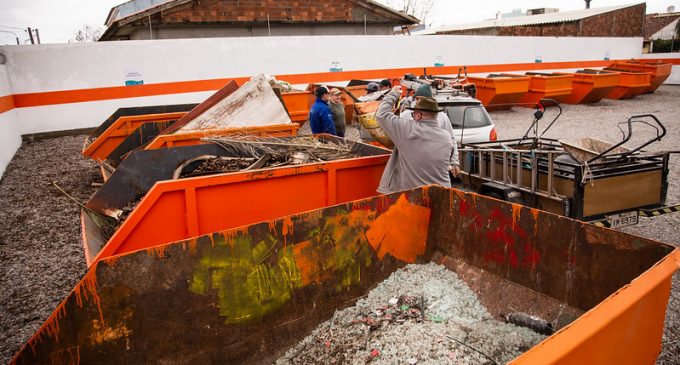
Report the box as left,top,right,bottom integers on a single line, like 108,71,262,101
275,263,546,365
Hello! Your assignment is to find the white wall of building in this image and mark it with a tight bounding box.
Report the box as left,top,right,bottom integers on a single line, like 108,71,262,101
0,35,651,177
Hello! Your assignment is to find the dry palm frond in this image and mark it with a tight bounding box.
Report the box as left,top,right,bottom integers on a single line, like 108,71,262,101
202,135,359,164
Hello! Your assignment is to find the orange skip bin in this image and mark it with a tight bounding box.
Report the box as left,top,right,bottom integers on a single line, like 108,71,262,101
82,111,189,161
608,60,672,93
553,70,621,104
467,75,531,110
503,73,573,107
13,186,680,364
591,69,652,100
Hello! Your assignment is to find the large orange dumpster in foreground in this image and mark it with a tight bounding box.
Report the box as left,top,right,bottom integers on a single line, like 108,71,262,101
503,73,573,107
467,74,531,110
608,60,672,93
591,69,652,100
553,70,621,104
12,186,680,364
82,137,390,265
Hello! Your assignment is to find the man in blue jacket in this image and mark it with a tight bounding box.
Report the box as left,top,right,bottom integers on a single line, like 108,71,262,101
309,86,337,135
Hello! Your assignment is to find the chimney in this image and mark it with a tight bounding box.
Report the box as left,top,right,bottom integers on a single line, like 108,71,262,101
585,0,591,9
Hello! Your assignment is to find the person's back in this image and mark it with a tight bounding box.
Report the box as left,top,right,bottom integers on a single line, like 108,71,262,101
375,86,453,194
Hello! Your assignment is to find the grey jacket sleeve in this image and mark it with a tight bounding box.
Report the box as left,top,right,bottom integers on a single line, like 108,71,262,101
439,112,460,166
375,90,410,145
437,112,459,166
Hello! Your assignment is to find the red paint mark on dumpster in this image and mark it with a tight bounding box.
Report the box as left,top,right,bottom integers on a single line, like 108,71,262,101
459,199,469,216
366,194,430,263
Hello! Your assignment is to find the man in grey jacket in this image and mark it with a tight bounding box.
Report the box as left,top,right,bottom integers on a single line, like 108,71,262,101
375,86,454,194
400,84,460,177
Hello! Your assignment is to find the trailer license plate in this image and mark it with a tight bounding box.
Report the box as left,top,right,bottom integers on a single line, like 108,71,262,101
608,211,639,228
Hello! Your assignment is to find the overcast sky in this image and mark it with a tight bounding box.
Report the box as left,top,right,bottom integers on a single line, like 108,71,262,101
0,0,677,45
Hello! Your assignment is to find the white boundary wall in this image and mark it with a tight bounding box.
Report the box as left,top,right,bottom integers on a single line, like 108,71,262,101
641,52,680,84
0,35,649,177
0,64,21,178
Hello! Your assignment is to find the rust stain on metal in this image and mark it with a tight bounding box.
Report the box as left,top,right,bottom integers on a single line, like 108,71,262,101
89,318,132,345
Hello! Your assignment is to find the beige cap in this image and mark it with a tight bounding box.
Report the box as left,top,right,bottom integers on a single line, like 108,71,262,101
330,88,342,95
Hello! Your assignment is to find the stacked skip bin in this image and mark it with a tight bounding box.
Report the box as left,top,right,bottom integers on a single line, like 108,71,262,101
80,74,392,266
81,75,313,180
463,60,671,108
11,186,680,364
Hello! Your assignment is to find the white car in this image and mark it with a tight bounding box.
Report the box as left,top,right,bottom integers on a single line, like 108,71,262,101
436,94,497,144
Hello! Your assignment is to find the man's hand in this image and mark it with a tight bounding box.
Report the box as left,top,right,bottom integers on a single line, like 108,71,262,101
391,85,402,94
450,165,461,178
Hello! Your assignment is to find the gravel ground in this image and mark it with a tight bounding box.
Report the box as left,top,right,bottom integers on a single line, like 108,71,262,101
0,86,679,364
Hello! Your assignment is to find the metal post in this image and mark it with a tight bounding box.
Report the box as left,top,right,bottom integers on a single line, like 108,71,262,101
267,14,271,36
27,27,34,44
34,28,40,44
364,14,367,35
148,15,153,39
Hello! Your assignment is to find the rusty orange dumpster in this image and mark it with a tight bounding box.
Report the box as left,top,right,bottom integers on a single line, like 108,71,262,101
12,186,680,364
503,73,573,107
82,136,390,266
591,69,652,100
548,70,621,104
608,60,672,93
467,74,531,110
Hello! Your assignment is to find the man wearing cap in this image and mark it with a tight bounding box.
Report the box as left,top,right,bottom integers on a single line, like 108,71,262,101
375,85,454,194
357,82,383,102
328,88,346,137
401,84,460,178
308,85,337,136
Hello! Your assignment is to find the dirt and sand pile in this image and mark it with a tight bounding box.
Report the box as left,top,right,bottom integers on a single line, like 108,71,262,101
276,263,546,364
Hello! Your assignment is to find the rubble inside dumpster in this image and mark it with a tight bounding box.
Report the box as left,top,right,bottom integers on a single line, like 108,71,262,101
276,263,546,365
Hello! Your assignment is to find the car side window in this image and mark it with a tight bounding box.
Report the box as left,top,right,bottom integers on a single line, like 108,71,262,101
445,105,492,128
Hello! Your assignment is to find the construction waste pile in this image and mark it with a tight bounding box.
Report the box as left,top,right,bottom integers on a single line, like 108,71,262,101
276,263,546,364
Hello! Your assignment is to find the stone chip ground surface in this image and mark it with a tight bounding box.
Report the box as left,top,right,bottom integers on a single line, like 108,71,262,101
0,86,679,364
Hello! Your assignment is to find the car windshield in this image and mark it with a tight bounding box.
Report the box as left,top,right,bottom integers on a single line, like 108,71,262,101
445,105,493,129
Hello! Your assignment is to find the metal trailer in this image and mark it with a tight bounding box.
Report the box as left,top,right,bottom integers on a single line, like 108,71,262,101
457,105,678,227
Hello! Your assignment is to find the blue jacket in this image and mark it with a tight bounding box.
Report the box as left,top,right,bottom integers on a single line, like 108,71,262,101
309,98,337,135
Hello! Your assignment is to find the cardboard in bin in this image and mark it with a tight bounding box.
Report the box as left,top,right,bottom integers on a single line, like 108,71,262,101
13,186,680,364
560,137,631,164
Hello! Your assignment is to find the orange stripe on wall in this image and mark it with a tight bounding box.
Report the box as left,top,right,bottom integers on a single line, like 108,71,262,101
0,95,16,114
6,58,680,112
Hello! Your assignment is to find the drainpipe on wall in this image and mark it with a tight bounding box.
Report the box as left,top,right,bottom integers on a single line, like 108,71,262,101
148,14,153,39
